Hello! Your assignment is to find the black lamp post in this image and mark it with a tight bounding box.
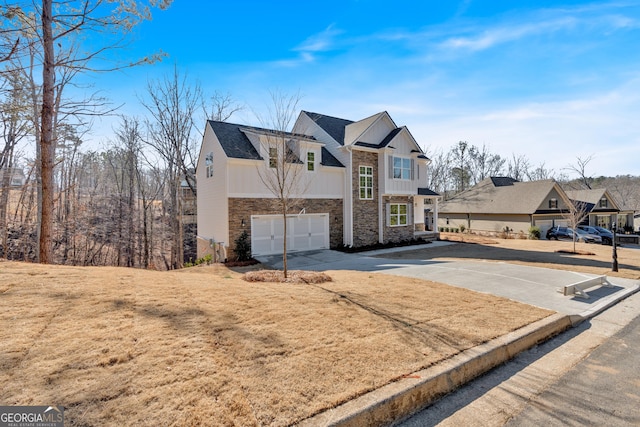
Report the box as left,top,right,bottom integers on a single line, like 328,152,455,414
612,223,618,272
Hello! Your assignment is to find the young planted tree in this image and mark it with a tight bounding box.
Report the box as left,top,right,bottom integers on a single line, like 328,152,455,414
564,199,590,253
255,91,310,278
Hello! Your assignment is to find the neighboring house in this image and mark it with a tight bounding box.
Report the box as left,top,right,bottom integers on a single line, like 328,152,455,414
438,177,630,237
0,167,26,188
437,177,572,237
196,111,440,259
564,188,633,231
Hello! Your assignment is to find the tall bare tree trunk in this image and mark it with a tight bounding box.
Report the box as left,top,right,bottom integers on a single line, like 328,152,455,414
39,0,55,264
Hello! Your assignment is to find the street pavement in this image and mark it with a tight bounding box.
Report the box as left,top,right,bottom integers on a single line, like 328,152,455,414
399,286,640,427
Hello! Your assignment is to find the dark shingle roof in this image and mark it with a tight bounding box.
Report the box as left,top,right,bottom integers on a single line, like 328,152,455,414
303,111,354,145
379,127,403,148
207,120,262,160
490,177,518,187
418,188,440,196
321,147,344,167
352,127,405,150
208,120,343,168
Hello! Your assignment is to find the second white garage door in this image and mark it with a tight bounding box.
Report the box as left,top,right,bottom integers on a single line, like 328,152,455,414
251,214,330,256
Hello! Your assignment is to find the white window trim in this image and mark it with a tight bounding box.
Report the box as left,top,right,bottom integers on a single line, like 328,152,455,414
307,151,316,172
268,147,278,168
359,165,373,200
390,156,414,180
388,203,408,227
205,152,214,178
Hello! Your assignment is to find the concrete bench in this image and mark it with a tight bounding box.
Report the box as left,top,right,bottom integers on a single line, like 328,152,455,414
557,275,612,299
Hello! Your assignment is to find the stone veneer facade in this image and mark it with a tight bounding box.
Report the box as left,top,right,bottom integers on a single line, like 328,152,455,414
226,197,343,260
382,195,415,243
351,150,380,247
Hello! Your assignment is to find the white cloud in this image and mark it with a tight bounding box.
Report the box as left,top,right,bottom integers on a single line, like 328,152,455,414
294,24,343,53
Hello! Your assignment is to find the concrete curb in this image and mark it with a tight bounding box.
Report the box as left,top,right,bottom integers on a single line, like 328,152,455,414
570,283,640,325
298,313,572,427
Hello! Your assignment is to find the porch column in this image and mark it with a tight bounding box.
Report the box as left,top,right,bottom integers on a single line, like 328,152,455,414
434,197,439,231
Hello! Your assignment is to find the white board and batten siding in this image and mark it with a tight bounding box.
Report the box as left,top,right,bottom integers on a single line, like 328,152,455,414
251,214,330,256
197,128,230,247
226,161,344,198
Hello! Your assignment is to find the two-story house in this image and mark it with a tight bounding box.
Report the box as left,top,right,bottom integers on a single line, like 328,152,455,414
196,110,440,260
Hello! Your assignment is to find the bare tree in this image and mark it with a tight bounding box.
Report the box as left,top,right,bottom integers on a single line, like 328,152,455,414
422,147,451,198
255,91,309,278
506,153,530,181
526,162,563,181
565,155,594,189
449,141,471,193
206,91,243,122
564,199,590,253
141,66,202,269
2,0,172,264
468,143,505,185
0,68,31,257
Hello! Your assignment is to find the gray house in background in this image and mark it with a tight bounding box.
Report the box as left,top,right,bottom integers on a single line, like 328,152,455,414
437,177,630,238
437,177,572,237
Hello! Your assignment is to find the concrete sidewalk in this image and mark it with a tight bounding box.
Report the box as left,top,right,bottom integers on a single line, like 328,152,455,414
257,245,640,426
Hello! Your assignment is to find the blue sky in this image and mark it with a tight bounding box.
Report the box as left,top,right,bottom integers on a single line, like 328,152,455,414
88,0,640,177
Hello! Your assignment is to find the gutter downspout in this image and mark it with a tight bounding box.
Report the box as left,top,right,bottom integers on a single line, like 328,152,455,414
345,146,354,247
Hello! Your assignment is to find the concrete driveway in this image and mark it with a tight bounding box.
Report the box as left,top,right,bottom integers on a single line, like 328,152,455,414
255,243,640,317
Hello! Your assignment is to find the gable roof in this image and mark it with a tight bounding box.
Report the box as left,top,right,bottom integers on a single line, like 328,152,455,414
207,120,344,168
439,177,563,214
564,188,620,210
301,111,354,145
345,112,390,145
353,127,404,149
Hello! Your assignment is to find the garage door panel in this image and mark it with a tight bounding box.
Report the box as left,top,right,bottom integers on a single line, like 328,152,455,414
251,214,329,256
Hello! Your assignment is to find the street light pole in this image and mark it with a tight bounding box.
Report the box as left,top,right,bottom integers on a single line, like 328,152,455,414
612,223,618,272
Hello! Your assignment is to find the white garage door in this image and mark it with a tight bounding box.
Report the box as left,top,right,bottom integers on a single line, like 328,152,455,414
251,214,329,256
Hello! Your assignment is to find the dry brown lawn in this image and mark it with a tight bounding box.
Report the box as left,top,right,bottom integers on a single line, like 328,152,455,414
0,255,553,426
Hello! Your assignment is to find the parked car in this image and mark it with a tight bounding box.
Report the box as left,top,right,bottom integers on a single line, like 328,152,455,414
577,225,613,245
574,228,602,244
546,226,602,244
546,226,573,240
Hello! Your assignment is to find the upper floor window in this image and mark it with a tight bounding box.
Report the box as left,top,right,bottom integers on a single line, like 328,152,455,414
307,152,315,172
269,147,278,168
359,166,373,200
393,156,411,180
205,152,214,178
549,198,558,209
599,197,608,208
